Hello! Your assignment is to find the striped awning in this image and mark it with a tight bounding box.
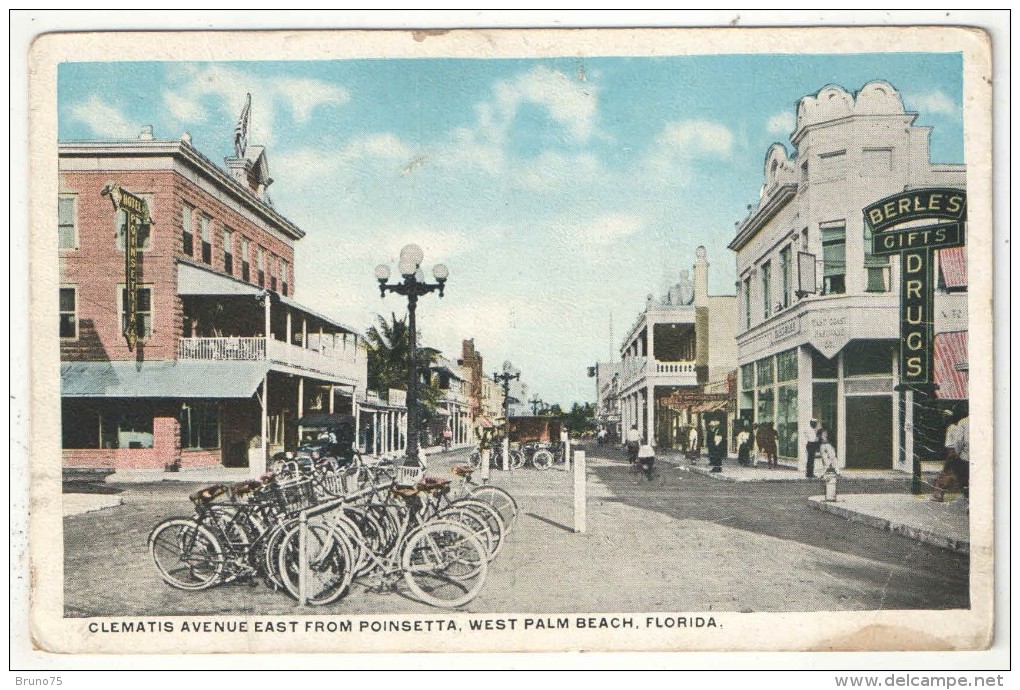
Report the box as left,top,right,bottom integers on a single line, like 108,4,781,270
934,331,968,400
939,246,967,288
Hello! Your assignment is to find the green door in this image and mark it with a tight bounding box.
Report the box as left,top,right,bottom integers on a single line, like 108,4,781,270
845,395,893,469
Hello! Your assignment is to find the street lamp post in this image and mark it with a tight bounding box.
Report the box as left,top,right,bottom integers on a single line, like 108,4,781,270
375,244,449,467
493,361,520,471
529,395,543,415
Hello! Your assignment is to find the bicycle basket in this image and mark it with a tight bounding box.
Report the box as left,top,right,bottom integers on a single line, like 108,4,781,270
273,475,318,514
395,464,425,487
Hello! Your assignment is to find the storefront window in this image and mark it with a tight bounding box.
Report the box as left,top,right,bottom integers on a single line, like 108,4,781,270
812,381,838,448
740,363,754,391
844,341,894,377
776,384,798,457
755,387,774,424
776,348,798,382
61,400,154,449
756,357,774,386
180,401,220,450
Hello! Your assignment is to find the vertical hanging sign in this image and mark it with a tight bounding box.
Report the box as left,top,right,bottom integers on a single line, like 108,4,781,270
864,188,966,385
102,183,151,350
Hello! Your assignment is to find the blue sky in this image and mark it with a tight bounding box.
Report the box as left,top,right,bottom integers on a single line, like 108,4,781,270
58,53,964,405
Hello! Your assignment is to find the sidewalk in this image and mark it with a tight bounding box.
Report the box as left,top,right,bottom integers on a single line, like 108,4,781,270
63,493,123,517
809,493,970,554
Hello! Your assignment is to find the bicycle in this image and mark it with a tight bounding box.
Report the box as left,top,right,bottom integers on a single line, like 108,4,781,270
530,443,566,471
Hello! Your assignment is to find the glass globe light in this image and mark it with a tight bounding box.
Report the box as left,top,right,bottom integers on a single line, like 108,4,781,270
432,263,449,282
503,360,514,374
399,243,424,267
398,258,417,277
374,264,391,282
413,268,425,283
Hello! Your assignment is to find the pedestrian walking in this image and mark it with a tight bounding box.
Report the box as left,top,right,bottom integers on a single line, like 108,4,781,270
707,420,725,472
626,424,641,465
687,424,700,463
804,419,820,478
933,410,969,502
757,423,778,468
597,427,607,446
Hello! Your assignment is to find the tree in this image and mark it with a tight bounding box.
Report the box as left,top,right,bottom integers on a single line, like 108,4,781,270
364,312,442,436
562,401,597,436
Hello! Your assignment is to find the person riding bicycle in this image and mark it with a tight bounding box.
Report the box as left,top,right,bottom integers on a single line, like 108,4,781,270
442,426,452,451
626,424,641,465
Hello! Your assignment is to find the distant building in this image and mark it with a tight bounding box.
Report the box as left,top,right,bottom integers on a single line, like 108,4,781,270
729,81,967,472
618,247,738,449
58,121,373,476
593,361,621,441
429,355,471,448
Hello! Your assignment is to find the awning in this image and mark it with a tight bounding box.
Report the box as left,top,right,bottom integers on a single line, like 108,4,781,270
692,400,728,414
61,360,267,398
939,247,967,289
934,331,968,400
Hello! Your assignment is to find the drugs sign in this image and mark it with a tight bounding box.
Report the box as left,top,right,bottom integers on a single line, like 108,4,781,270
102,183,151,350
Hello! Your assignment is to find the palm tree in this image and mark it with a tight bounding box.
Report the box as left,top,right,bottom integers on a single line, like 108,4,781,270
364,312,442,441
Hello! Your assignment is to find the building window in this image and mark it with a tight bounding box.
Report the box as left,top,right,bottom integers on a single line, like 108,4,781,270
119,286,153,339
180,401,220,450
761,260,772,319
223,227,234,274
59,195,77,249
59,286,77,339
818,149,847,177
181,204,194,256
281,259,289,296
844,341,894,377
61,399,154,449
269,253,278,291
200,215,212,264
779,246,791,309
256,246,265,287
116,195,153,251
821,221,846,295
240,236,250,282
863,147,893,173
862,223,890,292
742,276,751,329
811,348,839,379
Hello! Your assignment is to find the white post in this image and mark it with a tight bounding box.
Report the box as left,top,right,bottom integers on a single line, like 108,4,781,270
329,385,335,414
353,395,361,452
502,435,509,472
481,447,491,483
573,449,586,533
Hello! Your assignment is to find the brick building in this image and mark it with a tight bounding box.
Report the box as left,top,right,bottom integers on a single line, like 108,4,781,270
59,125,367,476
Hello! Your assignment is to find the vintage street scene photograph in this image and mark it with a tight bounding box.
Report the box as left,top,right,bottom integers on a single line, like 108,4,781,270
26,25,994,655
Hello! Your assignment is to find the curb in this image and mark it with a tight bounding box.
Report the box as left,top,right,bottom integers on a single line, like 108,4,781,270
808,496,970,555
684,465,819,483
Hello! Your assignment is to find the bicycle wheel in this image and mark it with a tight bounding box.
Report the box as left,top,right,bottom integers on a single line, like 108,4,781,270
148,517,224,591
439,504,498,561
531,449,554,471
277,521,355,606
469,485,519,532
509,450,525,469
401,521,488,608
446,499,505,560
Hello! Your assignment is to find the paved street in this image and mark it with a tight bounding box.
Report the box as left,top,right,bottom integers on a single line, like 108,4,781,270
63,446,968,617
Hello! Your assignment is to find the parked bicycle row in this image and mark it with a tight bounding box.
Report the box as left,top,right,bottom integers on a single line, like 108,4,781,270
469,440,568,471
147,450,519,609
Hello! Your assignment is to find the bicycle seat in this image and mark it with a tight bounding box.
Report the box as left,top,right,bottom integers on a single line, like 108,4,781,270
451,464,474,477
230,480,262,499
189,484,229,506
390,485,420,498
417,476,451,493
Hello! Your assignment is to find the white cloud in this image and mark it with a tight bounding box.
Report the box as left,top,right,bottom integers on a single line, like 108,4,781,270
69,95,140,138
912,90,960,118
658,119,733,157
273,133,416,186
515,150,601,190
272,77,350,123
550,212,645,247
343,133,412,161
494,66,598,142
163,91,206,123
766,111,796,135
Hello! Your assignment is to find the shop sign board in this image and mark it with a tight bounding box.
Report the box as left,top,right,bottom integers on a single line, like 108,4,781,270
102,184,151,351
863,188,966,385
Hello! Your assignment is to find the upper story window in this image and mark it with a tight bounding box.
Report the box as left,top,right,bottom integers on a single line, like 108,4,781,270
59,286,77,339
779,246,791,310
116,195,153,251
820,220,846,295
199,214,212,264
59,195,78,250
281,259,290,296
818,149,847,178
761,260,772,319
240,236,250,282
181,204,194,256
863,147,893,174
119,285,153,340
742,276,751,330
862,222,891,293
256,246,265,287
223,227,234,275
269,253,278,291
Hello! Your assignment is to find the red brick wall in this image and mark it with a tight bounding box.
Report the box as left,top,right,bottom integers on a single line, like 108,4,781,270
61,402,181,470
59,166,297,363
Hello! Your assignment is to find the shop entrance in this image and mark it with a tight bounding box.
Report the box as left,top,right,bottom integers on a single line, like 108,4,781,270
845,395,893,469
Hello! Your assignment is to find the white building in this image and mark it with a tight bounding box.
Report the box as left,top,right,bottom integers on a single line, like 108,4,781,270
618,247,738,449
594,361,622,441
729,81,968,472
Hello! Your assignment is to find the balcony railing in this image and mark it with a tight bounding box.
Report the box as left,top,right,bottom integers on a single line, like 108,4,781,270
178,336,361,383
618,355,698,389
655,361,696,375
